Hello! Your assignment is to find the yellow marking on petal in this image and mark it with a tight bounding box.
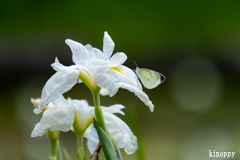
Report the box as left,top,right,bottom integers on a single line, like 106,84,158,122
83,113,95,131
110,66,124,74
74,110,79,119
54,107,61,109
82,69,90,77
42,106,49,113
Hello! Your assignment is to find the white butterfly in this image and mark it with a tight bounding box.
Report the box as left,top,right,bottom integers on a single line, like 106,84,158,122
134,61,166,89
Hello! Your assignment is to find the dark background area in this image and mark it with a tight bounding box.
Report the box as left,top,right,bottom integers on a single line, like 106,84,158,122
1,0,240,159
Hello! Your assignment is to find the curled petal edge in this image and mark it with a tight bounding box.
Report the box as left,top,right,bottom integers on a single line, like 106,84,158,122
118,82,154,112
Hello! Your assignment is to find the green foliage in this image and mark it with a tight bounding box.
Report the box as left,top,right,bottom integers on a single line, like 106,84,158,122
94,119,118,160
56,140,63,160
62,148,73,160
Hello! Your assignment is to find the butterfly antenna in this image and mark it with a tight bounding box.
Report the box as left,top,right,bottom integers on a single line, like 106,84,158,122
131,59,139,68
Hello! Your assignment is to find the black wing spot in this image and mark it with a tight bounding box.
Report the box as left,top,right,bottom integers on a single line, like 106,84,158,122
160,74,166,82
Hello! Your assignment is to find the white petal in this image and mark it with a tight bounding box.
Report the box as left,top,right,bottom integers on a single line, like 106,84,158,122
103,32,115,60
96,68,118,96
51,57,65,72
52,95,71,108
96,66,154,111
85,44,104,60
118,82,154,112
65,39,89,67
96,66,142,97
100,88,109,96
104,112,138,154
102,104,125,115
119,65,142,90
70,99,94,126
31,122,47,137
51,58,85,83
84,124,99,154
108,52,127,66
36,68,80,114
84,112,138,154
31,106,75,137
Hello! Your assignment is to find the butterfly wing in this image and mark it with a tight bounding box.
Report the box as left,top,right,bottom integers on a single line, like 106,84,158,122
137,68,161,89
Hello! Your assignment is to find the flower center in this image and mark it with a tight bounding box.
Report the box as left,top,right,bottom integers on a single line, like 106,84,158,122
110,66,124,74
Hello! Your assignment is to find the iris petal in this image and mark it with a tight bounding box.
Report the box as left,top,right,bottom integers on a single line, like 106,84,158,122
65,39,89,67
35,67,80,114
96,65,154,111
108,52,127,66
103,31,115,60
31,98,75,137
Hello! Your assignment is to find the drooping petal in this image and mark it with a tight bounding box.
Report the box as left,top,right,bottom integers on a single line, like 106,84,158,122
31,123,46,138
118,65,143,89
65,39,89,67
84,112,138,154
104,113,137,155
118,82,154,112
103,31,115,60
31,106,75,137
35,67,80,114
84,127,99,154
102,104,125,115
96,65,142,96
96,66,154,112
108,52,127,67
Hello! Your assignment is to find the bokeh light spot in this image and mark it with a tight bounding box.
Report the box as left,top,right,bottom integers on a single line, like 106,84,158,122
170,56,222,112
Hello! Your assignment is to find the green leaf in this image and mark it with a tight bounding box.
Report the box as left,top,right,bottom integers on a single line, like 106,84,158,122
94,119,118,160
62,148,73,160
111,137,123,160
56,140,63,160
117,148,123,160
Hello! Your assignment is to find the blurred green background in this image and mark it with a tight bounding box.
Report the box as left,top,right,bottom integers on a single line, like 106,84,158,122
1,0,240,159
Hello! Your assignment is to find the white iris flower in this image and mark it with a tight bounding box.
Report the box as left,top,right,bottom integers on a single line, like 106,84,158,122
34,32,154,114
31,96,75,137
31,96,137,154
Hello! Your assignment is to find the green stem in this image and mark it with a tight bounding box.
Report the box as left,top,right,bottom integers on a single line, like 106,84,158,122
91,88,121,160
50,140,57,158
47,130,60,160
72,111,85,160
92,88,107,132
77,135,83,149
76,136,85,160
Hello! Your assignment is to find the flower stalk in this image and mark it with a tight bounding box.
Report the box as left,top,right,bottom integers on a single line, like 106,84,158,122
76,136,86,160
73,111,85,160
47,130,60,160
91,86,123,160
92,88,107,132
